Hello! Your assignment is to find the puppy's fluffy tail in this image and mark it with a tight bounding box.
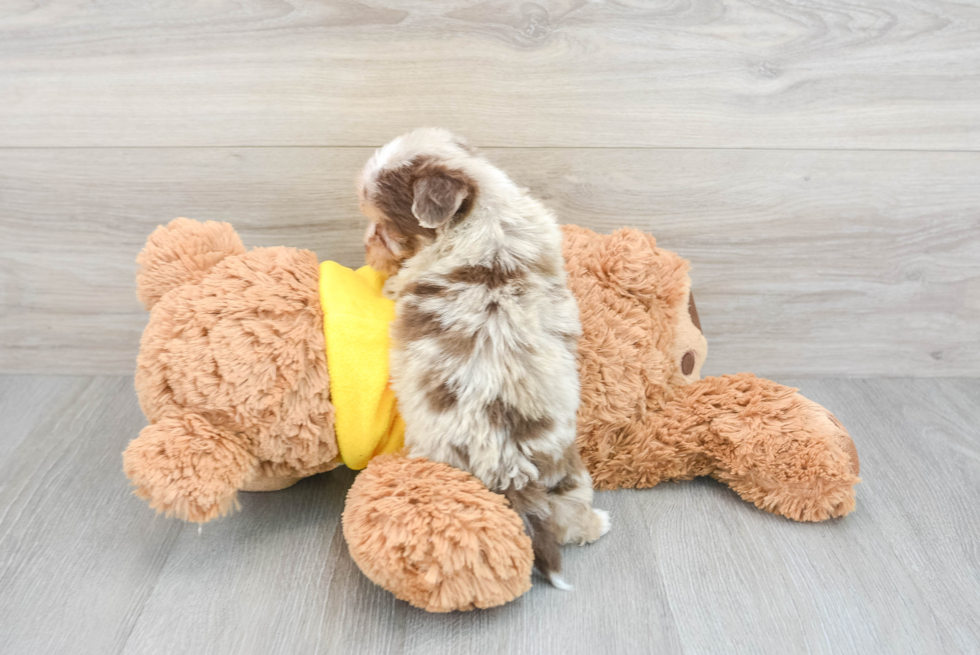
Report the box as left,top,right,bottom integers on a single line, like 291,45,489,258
504,483,567,589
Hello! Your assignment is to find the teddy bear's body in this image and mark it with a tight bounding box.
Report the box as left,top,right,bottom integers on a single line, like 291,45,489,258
125,218,859,612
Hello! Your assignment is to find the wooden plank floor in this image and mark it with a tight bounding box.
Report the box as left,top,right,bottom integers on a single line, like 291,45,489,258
1,376,978,655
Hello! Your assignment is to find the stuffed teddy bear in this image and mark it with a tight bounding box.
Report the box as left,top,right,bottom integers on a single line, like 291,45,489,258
124,218,860,612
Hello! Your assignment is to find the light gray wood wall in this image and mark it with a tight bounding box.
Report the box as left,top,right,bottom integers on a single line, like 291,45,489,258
2,0,979,149
1,0,978,376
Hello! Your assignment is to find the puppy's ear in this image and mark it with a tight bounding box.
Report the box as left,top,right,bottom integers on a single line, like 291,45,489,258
412,173,470,229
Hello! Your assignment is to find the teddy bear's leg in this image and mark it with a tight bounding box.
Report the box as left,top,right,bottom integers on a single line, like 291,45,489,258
123,413,259,523
342,453,533,612
665,373,860,522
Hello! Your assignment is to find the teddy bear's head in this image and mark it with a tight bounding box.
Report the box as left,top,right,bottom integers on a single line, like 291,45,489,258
561,225,710,487
563,225,707,400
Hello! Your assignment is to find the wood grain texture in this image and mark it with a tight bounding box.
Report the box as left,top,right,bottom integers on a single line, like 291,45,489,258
1,147,977,376
0,377,184,654
0,375,90,461
0,0,978,149
0,375,978,655
121,471,413,655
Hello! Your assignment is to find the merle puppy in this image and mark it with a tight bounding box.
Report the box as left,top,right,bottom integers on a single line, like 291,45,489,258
358,128,609,587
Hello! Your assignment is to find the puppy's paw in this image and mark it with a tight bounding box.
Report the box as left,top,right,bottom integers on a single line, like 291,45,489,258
593,508,611,538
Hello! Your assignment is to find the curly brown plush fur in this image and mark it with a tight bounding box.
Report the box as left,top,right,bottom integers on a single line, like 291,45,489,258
563,225,859,521
125,218,338,523
342,454,533,612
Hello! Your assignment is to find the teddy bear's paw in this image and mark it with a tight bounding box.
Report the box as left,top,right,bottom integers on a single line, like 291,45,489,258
717,468,858,523
123,414,258,523
685,376,861,522
710,391,861,523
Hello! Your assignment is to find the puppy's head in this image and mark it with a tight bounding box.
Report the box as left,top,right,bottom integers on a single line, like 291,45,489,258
358,128,478,275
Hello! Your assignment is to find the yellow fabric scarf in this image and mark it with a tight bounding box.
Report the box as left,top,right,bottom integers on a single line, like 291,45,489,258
318,261,405,470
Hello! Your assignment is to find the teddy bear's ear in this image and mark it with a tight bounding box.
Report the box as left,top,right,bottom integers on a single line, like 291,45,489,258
411,171,474,229
136,218,245,310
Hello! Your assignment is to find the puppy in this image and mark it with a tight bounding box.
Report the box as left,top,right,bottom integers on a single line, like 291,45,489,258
358,128,609,588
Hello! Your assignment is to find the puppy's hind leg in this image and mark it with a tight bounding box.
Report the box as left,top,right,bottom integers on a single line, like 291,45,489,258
504,483,571,590
549,451,610,546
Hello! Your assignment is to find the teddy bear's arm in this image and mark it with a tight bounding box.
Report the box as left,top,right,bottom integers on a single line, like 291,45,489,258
581,372,860,522
123,413,259,523
689,374,860,522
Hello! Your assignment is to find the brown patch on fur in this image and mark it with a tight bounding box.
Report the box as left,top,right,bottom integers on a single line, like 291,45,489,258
448,261,524,289
548,474,578,496
374,162,437,241
530,452,558,481
364,234,403,276
441,330,478,359
486,398,507,427
451,444,471,469
549,329,579,348
530,444,577,483
393,301,476,359
392,304,443,343
487,398,555,443
406,280,448,297
525,514,561,576
370,156,478,251
534,444,584,483
426,381,458,412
